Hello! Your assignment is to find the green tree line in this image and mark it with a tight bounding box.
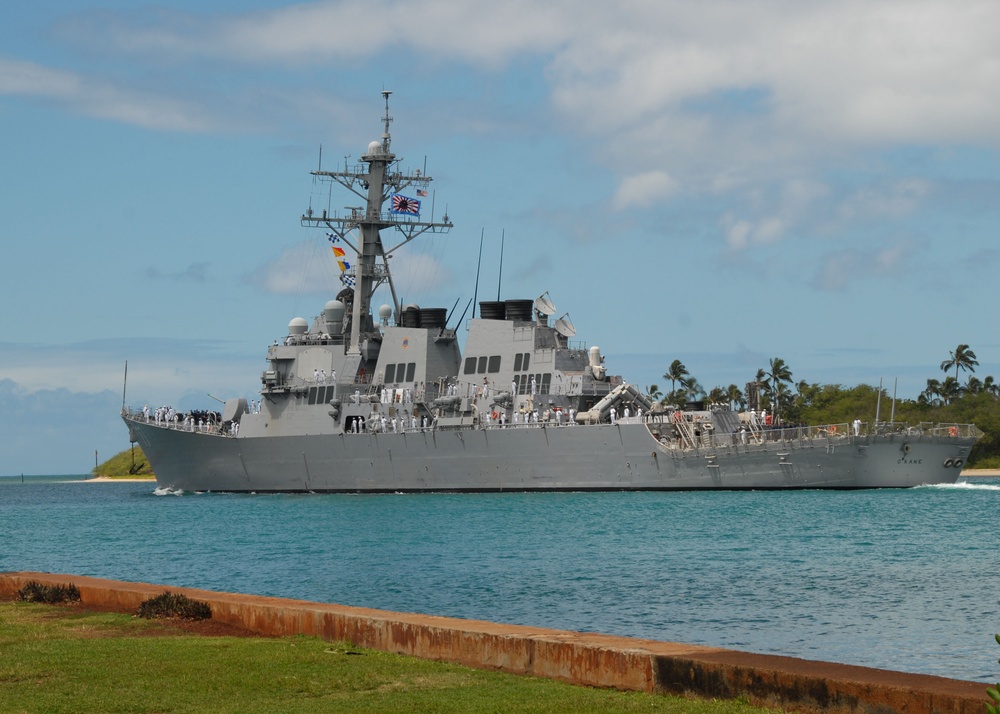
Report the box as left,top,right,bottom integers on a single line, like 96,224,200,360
646,344,1000,468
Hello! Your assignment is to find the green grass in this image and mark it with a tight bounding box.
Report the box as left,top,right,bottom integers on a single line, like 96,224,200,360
0,601,780,714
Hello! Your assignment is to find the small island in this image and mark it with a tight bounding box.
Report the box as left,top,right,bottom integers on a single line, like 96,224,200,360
90,446,155,481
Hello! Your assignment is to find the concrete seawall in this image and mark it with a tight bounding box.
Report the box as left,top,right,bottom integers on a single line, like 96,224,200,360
0,572,987,713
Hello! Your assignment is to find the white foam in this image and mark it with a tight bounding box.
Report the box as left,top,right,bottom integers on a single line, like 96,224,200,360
920,479,1000,491
152,486,185,496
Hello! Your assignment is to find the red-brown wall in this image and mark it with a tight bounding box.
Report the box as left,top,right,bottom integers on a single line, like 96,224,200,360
0,572,987,713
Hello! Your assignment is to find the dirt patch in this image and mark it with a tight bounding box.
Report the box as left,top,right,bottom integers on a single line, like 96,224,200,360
138,616,264,638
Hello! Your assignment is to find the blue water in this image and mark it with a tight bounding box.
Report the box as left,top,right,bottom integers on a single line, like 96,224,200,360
2,476,999,682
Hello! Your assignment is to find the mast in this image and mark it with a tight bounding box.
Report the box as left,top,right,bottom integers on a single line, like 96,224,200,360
301,91,453,354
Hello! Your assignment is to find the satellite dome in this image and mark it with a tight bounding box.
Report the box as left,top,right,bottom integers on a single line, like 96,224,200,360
367,140,381,154
378,304,393,320
324,300,346,322
288,317,308,335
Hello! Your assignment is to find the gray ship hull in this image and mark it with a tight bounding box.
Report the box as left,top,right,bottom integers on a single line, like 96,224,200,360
125,416,972,492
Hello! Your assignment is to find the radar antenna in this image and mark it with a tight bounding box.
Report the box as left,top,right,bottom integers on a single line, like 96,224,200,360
381,90,393,153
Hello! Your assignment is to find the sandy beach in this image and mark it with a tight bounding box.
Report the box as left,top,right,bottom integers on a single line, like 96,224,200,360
83,476,156,483
962,468,1000,477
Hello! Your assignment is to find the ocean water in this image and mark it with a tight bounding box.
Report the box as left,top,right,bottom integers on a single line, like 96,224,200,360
2,476,999,682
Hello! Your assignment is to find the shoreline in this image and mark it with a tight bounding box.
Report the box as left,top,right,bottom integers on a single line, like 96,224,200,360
83,476,156,483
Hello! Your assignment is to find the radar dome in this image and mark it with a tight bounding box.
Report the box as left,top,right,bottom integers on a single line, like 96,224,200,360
367,140,381,154
378,304,393,320
288,317,308,335
323,300,346,322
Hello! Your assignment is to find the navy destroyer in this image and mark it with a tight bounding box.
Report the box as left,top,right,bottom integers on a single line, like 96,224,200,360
123,93,978,492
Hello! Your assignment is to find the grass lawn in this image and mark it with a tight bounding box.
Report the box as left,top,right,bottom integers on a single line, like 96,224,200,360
0,601,782,713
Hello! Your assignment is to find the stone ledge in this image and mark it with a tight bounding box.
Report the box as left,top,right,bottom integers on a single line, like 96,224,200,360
0,572,987,713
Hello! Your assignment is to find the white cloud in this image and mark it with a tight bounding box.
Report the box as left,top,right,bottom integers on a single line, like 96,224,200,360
0,57,215,132
719,176,829,250
612,170,678,210
26,1,1000,163
838,179,933,222
390,251,453,297
243,238,452,302
546,1,1000,144
11,0,1000,265
812,240,915,291
0,340,256,397
244,240,341,295
66,0,572,67
722,214,785,249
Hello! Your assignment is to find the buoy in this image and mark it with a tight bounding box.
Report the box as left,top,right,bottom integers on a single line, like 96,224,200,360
949,426,958,437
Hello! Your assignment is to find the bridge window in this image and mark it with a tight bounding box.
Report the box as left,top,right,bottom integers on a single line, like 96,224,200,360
464,357,477,374
488,356,501,373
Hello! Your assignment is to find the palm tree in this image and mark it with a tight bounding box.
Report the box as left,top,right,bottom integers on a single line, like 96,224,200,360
965,376,983,395
984,375,999,398
644,384,663,403
940,344,978,381
727,384,745,411
940,376,962,405
708,386,727,406
668,388,689,409
795,380,819,409
663,360,691,398
748,368,767,411
765,357,793,423
920,378,943,406
772,381,793,422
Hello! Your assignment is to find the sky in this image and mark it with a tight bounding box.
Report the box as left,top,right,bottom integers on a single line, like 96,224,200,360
3,0,1000,475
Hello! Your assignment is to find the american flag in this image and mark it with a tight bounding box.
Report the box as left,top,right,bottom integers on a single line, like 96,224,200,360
391,194,421,215
416,188,428,197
